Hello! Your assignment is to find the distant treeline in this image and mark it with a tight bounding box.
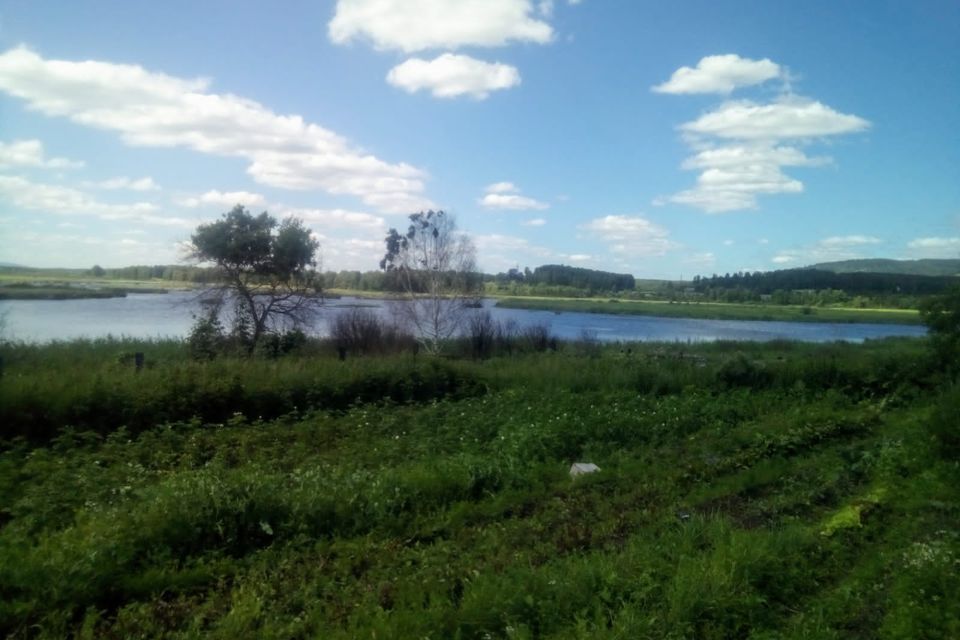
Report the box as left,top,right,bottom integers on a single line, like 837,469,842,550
492,264,635,292
326,264,637,296
96,264,223,283
692,268,957,307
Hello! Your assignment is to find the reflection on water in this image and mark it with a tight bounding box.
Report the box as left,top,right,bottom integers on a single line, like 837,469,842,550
0,291,927,344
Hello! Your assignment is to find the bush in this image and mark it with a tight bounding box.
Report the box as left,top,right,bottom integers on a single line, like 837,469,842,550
716,353,771,389
920,284,960,374
187,313,224,361
330,308,413,356
929,384,960,459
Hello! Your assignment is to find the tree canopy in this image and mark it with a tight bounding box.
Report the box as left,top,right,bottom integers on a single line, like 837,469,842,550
190,205,321,352
381,210,479,353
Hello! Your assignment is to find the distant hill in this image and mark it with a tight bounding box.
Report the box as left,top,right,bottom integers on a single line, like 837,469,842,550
808,259,960,277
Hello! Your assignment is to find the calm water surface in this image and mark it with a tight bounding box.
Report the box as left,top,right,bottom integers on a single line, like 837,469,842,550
0,291,926,344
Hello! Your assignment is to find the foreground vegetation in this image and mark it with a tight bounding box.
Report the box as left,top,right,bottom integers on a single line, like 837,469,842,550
496,296,923,325
1,334,957,638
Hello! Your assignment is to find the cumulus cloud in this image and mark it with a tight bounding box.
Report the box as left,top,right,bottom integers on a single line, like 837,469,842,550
655,56,871,213
0,174,194,227
522,217,546,226
328,0,553,52
681,97,870,140
84,176,160,191
581,215,675,256
653,54,781,95
680,145,831,171
0,139,83,169
0,47,432,214
387,53,520,99
665,162,804,213
276,206,387,233
178,190,266,209
479,181,548,210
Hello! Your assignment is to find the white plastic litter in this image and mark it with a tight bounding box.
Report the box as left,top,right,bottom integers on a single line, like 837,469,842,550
569,462,600,477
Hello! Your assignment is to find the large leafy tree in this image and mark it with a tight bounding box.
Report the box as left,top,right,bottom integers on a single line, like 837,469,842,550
381,210,479,353
190,205,321,352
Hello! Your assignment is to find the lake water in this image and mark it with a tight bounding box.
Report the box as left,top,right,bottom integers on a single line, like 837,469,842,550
0,291,927,344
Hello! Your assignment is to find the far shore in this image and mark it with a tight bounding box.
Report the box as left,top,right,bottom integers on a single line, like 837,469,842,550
493,295,922,325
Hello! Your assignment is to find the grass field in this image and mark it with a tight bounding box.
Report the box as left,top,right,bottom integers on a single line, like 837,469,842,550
496,296,923,325
0,336,957,638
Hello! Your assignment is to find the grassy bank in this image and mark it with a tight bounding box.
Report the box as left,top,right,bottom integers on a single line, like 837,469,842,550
0,270,194,297
496,295,923,325
0,283,172,300
0,337,957,638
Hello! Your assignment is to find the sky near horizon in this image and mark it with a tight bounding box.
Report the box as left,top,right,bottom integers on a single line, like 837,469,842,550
0,1,958,279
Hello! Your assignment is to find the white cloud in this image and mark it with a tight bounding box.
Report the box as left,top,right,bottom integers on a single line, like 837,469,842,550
0,139,83,169
522,217,546,226
486,181,518,194
684,252,716,267
820,235,881,247
473,232,555,272
328,0,553,52
318,235,391,271
0,174,195,228
656,62,871,213
479,181,548,210
653,54,781,95
84,176,160,191
907,237,960,249
906,236,960,258
387,53,520,99
0,47,432,214
277,207,387,233
581,215,675,256
680,145,831,171
566,253,591,262
481,193,549,210
178,190,266,209
666,162,804,213
681,97,870,140
769,234,885,267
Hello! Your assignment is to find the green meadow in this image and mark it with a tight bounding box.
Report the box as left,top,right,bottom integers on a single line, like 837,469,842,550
0,337,957,638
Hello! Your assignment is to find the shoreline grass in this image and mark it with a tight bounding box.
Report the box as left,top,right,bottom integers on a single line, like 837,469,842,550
495,295,923,325
0,283,171,300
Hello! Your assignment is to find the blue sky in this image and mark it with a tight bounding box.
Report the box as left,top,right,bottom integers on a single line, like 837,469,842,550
1,0,958,278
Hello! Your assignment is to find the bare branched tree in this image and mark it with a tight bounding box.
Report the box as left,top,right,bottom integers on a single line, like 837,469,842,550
189,205,322,353
380,210,480,354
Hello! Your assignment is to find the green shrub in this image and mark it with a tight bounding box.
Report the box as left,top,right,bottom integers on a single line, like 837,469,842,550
716,353,771,389
928,384,960,459
187,313,224,361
